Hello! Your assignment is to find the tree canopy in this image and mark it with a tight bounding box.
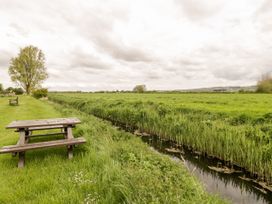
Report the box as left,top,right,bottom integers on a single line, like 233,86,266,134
133,84,147,93
256,74,272,93
9,45,48,94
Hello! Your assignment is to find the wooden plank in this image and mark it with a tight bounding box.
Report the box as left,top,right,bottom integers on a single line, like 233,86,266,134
17,129,25,167
18,152,25,168
18,130,26,145
22,125,67,131
12,138,21,157
6,118,81,129
67,145,73,159
0,137,86,153
25,129,30,143
64,126,74,159
66,127,74,139
26,132,66,138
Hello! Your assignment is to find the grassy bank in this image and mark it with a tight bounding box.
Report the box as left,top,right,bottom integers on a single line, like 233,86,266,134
0,96,223,203
48,93,272,183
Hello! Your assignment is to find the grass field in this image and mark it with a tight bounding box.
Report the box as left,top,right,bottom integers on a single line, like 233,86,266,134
57,92,272,117
49,93,272,184
0,96,223,203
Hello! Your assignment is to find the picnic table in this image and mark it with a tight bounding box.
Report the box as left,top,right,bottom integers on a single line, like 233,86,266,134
9,97,19,105
0,118,86,167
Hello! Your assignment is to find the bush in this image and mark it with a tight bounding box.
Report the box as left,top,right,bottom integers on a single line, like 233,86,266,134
2,87,24,95
4,87,14,94
256,74,272,93
133,85,146,93
13,88,24,95
32,88,48,99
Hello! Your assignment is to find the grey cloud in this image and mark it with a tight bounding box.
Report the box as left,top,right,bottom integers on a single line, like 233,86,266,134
164,57,204,73
1,0,272,90
178,58,202,66
256,0,272,14
0,51,12,67
10,23,29,36
145,70,162,80
60,5,154,63
175,0,224,21
70,50,111,70
92,35,154,62
212,66,255,81
254,0,272,32
199,45,255,59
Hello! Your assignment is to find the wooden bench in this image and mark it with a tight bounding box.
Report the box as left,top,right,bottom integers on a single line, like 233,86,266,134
15,125,68,139
1,118,86,167
0,137,86,153
9,97,19,106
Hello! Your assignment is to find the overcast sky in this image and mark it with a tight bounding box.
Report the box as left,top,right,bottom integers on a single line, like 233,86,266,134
1,0,272,91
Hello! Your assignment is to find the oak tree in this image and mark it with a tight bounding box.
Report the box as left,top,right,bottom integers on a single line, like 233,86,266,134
9,45,48,94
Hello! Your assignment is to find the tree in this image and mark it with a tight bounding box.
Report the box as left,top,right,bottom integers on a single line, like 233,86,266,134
13,87,24,95
0,83,3,93
256,74,272,93
133,84,147,93
9,45,48,94
5,87,14,94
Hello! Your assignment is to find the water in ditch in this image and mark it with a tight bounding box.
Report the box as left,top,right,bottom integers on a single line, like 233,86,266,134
137,134,272,204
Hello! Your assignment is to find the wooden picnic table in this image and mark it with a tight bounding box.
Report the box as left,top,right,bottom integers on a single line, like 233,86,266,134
6,117,81,129
9,96,19,106
1,117,86,168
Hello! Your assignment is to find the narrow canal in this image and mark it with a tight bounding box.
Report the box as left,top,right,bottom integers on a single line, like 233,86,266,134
139,134,272,204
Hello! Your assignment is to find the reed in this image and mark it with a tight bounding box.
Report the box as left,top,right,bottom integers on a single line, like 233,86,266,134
49,93,272,183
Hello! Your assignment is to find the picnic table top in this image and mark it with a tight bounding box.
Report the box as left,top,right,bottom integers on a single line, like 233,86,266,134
6,117,81,129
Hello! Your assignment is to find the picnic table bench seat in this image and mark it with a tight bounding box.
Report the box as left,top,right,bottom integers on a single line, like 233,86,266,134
0,137,86,153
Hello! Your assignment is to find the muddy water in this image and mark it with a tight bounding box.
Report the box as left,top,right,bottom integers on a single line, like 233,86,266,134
139,135,272,204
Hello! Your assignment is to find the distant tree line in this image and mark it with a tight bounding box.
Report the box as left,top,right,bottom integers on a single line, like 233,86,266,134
0,83,24,95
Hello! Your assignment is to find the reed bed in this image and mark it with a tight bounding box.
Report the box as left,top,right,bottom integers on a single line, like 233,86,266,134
49,93,272,183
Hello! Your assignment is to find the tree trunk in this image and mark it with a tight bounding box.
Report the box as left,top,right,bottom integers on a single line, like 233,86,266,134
26,85,30,95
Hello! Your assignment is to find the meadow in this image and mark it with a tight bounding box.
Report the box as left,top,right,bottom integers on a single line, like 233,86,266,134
49,93,272,185
0,96,223,203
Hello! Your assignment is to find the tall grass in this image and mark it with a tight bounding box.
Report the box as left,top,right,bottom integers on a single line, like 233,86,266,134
49,93,272,184
0,96,224,203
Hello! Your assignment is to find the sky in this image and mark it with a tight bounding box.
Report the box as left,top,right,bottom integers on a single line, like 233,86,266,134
0,0,272,91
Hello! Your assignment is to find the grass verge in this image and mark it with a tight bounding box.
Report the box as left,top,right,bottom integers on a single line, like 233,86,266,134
0,96,224,203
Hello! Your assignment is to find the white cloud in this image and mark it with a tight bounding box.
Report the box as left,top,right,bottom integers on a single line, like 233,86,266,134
0,0,272,91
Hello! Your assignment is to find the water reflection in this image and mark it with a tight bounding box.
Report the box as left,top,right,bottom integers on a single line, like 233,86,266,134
143,135,272,204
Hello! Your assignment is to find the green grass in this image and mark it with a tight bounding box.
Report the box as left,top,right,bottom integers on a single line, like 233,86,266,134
0,96,223,203
58,92,272,117
48,93,272,183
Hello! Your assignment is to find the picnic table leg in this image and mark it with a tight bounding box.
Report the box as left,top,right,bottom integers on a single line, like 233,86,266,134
25,130,30,143
66,126,74,139
67,145,73,159
65,126,74,159
18,152,25,168
17,129,26,168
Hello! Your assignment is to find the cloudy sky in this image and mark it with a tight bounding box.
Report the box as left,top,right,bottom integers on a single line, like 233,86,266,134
0,0,272,91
